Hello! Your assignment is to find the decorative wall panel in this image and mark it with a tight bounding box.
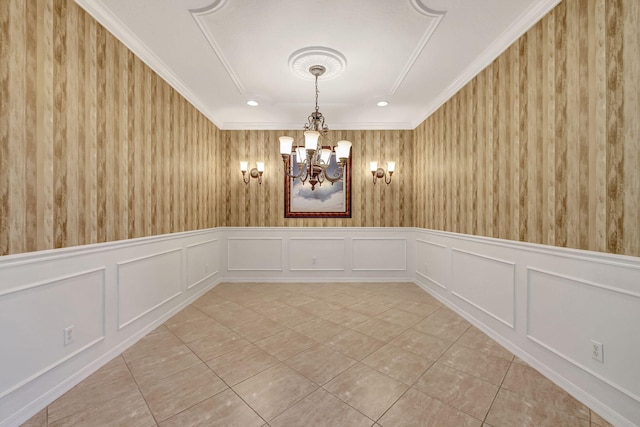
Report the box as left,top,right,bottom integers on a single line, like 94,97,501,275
413,0,640,258
416,239,448,289
290,238,345,271
186,239,219,289
0,0,223,256
0,268,105,399
117,249,182,329
352,238,406,271
451,249,515,328
227,238,283,271
527,267,640,404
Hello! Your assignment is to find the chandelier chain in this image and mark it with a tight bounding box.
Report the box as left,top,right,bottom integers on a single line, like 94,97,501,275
314,74,320,115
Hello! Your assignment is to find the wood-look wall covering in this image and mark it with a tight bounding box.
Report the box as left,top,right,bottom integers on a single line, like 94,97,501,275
221,130,413,228
413,0,640,257
2,0,639,258
0,0,223,256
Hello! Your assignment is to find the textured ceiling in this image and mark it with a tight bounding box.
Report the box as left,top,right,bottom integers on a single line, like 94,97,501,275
75,0,560,130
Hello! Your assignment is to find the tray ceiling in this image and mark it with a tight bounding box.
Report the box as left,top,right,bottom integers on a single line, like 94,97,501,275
75,0,560,130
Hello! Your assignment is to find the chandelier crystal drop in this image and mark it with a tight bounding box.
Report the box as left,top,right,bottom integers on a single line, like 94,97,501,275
279,65,352,191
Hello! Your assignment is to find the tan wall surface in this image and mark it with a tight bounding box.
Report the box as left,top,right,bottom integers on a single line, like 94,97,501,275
0,0,223,256
413,0,640,257
221,129,413,228
2,0,639,257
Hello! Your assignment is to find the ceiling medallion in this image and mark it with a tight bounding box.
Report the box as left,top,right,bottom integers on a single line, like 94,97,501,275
289,46,347,81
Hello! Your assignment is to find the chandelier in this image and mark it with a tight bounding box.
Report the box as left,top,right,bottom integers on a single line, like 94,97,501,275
279,65,352,191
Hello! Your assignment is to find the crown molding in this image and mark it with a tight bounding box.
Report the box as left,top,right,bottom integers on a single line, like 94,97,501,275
220,121,415,131
410,0,562,128
74,0,222,128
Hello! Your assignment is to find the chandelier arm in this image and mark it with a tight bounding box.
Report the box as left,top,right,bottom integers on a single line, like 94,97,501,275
281,156,307,180
322,165,345,183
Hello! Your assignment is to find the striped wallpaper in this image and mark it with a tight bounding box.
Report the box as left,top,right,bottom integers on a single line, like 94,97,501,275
0,0,223,255
221,129,413,228
413,0,640,257
1,0,639,257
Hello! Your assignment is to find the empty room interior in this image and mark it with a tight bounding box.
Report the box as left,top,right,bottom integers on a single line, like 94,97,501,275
1,0,639,426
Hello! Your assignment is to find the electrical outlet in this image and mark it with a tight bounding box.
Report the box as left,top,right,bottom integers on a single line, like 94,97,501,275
64,325,75,346
591,340,604,363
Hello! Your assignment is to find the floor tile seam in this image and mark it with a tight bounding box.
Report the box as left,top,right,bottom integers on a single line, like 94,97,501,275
480,359,515,425
156,385,250,426
317,384,382,425
370,383,413,424
151,386,230,425
411,380,493,423
349,318,415,344
425,358,510,391
127,355,203,394
497,380,592,422
259,383,321,423
217,359,278,388
452,340,516,362
119,356,162,427
281,350,356,387
417,385,490,424
44,387,153,427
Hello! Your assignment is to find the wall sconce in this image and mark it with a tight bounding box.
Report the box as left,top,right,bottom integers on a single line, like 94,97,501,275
370,161,395,185
240,161,264,185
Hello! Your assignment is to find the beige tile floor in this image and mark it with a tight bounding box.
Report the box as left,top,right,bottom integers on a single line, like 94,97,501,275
23,282,614,427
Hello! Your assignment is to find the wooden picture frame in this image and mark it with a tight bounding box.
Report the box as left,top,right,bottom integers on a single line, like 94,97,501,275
284,149,352,218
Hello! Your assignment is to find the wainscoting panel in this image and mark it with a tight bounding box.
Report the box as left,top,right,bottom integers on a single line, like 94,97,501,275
527,267,640,403
227,238,283,271
416,239,448,289
117,249,183,329
413,228,640,427
0,229,221,427
0,269,105,400
186,239,220,289
221,228,414,281
290,238,346,271
451,249,515,328
2,227,639,427
352,238,407,271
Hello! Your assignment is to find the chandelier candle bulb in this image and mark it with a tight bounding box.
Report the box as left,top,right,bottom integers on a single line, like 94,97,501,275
335,141,352,160
304,131,320,151
320,149,331,164
296,147,306,163
279,136,294,155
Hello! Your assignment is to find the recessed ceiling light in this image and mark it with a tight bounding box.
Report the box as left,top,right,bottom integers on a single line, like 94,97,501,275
377,101,389,107
247,100,259,106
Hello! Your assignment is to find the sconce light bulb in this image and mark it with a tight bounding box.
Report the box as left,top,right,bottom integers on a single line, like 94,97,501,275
387,161,395,173
240,161,248,172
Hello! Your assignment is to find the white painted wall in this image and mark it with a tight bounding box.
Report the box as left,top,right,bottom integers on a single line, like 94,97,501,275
0,227,638,426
